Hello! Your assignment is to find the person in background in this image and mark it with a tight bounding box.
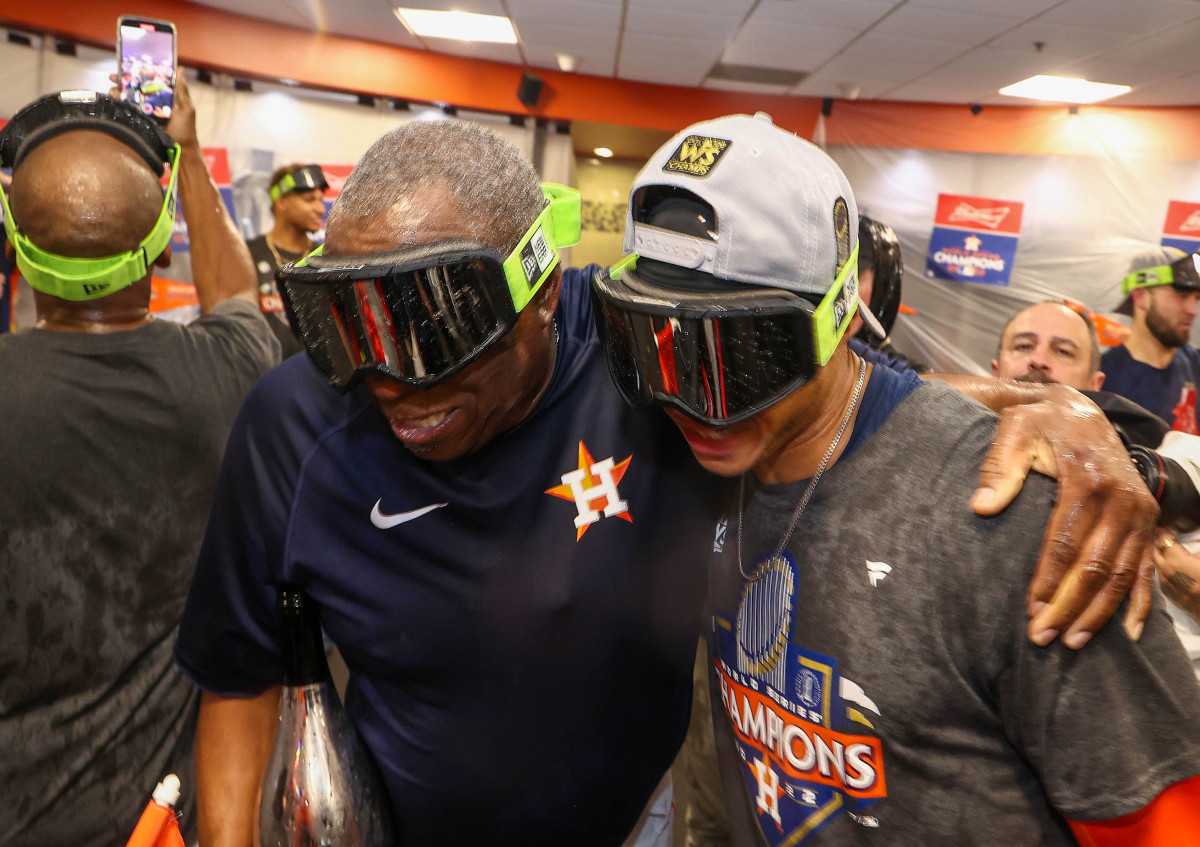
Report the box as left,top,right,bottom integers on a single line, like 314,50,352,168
594,111,1200,846
0,81,278,846
1102,246,1200,433
993,299,1200,676
246,163,328,357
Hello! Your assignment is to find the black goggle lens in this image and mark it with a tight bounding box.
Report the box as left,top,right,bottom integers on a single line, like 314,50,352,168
281,258,514,390
594,290,817,426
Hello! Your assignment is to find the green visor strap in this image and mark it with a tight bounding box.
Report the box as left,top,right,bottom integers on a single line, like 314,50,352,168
812,245,860,365
1,143,180,301
1122,252,1200,296
500,183,582,312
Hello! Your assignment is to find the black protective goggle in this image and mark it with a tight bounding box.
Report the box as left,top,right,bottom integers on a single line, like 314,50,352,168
279,184,580,391
592,253,858,426
279,240,523,390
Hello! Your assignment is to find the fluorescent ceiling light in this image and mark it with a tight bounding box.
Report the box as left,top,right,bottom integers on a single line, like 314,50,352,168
394,8,517,44
998,75,1131,104
593,147,614,158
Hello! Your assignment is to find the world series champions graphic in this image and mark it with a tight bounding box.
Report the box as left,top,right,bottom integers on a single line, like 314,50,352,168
924,193,1024,286
716,552,887,844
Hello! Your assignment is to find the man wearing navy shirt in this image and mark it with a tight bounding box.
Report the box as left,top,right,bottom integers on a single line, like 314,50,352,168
175,120,716,847
1102,247,1200,434
179,119,1161,847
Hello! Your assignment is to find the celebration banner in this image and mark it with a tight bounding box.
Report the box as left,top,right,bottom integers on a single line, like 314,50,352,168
924,193,1024,286
169,147,235,253
1161,200,1200,254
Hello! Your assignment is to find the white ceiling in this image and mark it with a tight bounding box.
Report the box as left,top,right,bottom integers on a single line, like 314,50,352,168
187,0,1200,106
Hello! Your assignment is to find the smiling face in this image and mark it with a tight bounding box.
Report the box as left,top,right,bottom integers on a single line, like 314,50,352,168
991,302,1103,391
276,187,328,235
323,182,559,462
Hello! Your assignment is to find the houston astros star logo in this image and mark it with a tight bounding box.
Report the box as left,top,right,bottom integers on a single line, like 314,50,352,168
546,441,633,540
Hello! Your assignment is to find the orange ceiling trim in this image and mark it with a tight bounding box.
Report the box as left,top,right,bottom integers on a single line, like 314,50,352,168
0,0,821,136
823,100,1200,159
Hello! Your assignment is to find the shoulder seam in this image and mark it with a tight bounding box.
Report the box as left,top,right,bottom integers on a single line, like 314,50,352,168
278,401,377,582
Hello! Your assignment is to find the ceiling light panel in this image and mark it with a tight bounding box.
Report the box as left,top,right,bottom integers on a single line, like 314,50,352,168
395,8,517,43
998,74,1132,103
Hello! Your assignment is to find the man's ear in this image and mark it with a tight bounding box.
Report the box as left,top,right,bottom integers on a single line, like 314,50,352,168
990,358,1000,377
152,245,172,270
532,265,563,327
1091,370,1106,391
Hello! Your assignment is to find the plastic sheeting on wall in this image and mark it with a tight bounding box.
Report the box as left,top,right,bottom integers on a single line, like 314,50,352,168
827,135,1200,375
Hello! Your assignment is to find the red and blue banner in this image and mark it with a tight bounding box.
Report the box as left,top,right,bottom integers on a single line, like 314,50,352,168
318,163,354,221
924,193,1024,286
169,147,235,253
1161,200,1200,254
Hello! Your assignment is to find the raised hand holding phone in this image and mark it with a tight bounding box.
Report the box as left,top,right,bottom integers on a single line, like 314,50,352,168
117,16,177,125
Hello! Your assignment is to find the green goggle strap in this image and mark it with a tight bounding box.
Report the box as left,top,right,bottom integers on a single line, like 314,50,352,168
293,183,582,314
1122,265,1174,295
500,183,582,313
811,245,860,365
0,143,180,301
269,172,297,203
606,245,860,368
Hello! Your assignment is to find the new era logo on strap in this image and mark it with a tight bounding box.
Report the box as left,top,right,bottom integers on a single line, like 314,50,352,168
866,560,892,587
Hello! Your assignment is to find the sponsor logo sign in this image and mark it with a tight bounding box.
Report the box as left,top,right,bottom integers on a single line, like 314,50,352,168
1161,200,1200,254
924,193,1023,286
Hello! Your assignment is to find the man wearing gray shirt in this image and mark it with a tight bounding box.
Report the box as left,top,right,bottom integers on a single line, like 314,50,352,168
592,113,1200,844
0,81,278,846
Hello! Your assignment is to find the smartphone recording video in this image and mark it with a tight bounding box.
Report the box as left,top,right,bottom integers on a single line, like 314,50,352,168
117,17,177,126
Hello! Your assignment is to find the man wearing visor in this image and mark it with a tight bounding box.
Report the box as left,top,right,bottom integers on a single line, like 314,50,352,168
181,119,1160,847
0,83,277,846
246,163,329,357
1101,247,1200,434
593,113,1200,845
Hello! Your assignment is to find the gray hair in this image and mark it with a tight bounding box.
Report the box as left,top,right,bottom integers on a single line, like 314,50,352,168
328,120,545,254
997,300,1102,373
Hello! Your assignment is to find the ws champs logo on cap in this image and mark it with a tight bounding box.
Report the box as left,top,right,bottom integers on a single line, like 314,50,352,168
663,135,731,178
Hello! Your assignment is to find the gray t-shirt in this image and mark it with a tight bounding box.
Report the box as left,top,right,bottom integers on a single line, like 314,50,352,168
0,299,278,846
708,381,1200,846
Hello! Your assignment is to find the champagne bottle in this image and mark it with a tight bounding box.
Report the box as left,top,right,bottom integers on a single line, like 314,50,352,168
259,585,396,846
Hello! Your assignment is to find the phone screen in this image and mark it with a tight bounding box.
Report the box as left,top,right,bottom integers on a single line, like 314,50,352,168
117,18,176,125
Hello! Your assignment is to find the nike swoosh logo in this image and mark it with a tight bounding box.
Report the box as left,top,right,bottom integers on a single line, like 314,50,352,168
370,500,448,529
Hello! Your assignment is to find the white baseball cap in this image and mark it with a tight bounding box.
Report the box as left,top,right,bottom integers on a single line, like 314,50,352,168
622,112,883,337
